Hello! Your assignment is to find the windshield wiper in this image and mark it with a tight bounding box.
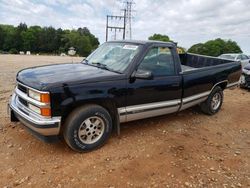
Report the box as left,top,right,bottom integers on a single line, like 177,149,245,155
91,62,121,74
81,59,89,64
92,62,108,68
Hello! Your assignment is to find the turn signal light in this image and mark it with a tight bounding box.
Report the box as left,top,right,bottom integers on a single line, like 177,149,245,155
41,93,50,103
41,108,51,117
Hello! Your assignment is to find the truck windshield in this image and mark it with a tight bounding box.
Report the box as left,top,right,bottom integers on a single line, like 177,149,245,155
84,42,141,73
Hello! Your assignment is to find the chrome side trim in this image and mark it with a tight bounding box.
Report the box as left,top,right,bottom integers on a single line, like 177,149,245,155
182,91,210,104
118,108,126,123
227,81,238,88
126,99,181,113
180,91,210,111
10,93,61,136
15,87,50,108
118,99,181,123
118,80,230,123
180,80,228,110
181,97,207,111
126,105,179,122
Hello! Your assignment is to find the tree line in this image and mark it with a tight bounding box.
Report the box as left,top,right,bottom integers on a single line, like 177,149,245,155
148,34,243,56
0,25,243,57
0,23,99,56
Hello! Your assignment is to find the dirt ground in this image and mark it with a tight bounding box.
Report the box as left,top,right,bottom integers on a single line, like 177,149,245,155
0,54,249,188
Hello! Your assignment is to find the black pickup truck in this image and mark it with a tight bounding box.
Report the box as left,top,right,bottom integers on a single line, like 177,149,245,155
9,40,241,152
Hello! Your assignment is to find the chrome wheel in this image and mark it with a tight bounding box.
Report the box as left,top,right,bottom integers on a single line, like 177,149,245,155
78,116,105,144
211,93,221,111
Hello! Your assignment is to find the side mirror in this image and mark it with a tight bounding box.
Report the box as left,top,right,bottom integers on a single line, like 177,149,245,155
134,69,153,80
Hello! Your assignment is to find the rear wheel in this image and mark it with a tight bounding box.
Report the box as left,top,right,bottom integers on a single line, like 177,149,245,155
63,104,112,152
200,86,223,115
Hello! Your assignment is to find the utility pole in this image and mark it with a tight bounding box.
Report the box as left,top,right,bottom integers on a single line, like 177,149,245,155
105,9,126,41
105,0,135,41
124,0,134,40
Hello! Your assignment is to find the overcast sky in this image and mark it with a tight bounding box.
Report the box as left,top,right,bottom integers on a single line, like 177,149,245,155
0,0,250,54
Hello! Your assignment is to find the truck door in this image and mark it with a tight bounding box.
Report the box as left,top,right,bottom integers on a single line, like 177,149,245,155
121,45,182,122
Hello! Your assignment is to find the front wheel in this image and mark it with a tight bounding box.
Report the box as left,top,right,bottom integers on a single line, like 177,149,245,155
200,86,223,115
63,104,112,152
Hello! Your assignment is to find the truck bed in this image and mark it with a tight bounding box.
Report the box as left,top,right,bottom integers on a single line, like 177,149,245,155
179,53,235,71
181,65,197,72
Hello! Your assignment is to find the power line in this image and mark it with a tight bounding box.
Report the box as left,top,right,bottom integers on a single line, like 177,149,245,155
105,10,126,41
123,0,135,40
105,0,135,41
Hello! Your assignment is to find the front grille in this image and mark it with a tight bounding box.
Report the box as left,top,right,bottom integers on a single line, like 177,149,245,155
243,74,250,82
18,96,28,107
15,82,51,118
18,84,27,94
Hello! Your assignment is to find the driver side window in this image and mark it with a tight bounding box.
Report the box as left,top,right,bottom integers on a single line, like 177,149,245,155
138,47,175,77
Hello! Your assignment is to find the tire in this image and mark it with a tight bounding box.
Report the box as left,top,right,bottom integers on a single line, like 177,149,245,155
63,104,112,152
200,86,223,115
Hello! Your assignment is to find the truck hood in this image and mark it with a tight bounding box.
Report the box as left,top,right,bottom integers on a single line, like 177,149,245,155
17,63,123,90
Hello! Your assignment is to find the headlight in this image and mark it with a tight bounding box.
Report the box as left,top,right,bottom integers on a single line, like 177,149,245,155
28,89,50,103
28,103,41,114
28,89,51,117
28,89,40,101
28,103,51,117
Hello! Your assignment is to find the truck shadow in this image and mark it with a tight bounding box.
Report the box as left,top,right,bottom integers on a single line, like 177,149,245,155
8,106,205,154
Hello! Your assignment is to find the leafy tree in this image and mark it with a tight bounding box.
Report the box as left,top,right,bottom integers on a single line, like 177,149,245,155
148,34,172,42
21,29,36,51
0,27,5,50
188,38,242,56
77,27,99,48
0,23,99,56
149,33,186,53
9,48,18,54
28,26,42,52
62,30,92,56
177,46,186,54
39,27,59,53
12,23,28,51
1,25,16,51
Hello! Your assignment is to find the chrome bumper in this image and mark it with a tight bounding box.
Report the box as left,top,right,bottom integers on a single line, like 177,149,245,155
9,93,61,136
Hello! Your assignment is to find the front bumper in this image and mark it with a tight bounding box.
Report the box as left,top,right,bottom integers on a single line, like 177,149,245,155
9,93,61,142
240,74,250,88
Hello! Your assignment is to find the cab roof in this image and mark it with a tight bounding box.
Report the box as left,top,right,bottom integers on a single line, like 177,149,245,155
107,40,175,46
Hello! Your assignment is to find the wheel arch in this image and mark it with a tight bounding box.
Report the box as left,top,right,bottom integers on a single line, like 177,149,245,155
212,80,228,91
60,98,119,134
